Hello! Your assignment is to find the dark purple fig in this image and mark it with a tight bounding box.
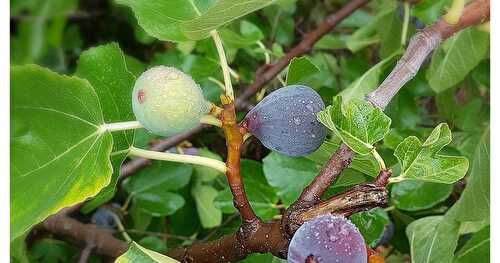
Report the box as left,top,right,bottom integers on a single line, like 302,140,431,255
242,85,327,157
287,215,367,263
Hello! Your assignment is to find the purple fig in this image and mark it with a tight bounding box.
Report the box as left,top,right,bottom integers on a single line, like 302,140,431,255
288,215,367,263
242,85,327,157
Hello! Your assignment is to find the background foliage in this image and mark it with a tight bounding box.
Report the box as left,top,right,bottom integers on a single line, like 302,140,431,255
10,0,489,262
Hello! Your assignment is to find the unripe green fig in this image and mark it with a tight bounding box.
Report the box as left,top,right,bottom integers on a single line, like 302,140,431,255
132,66,210,136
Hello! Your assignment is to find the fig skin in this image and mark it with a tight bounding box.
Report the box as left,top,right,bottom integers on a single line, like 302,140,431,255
132,66,209,137
243,85,327,157
287,215,367,263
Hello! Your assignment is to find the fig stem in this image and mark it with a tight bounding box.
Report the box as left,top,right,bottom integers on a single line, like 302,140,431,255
211,30,234,100
99,121,143,133
128,146,227,173
111,213,131,243
372,148,386,170
200,115,222,127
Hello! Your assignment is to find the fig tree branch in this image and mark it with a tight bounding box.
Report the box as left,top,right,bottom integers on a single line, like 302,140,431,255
366,0,490,110
298,0,490,206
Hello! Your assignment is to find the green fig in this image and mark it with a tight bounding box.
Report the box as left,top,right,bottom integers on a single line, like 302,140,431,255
132,66,210,136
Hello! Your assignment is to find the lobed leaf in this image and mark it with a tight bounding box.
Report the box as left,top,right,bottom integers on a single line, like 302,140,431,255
394,123,469,183
317,96,391,155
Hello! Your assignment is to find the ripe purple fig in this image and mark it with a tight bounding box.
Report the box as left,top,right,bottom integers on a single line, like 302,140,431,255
287,215,367,263
242,85,327,157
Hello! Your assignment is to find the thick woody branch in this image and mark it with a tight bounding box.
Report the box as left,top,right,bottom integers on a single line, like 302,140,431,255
366,0,490,110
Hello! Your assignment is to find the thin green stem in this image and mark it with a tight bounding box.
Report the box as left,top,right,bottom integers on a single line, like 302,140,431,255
443,0,465,25
372,148,386,170
256,41,271,64
99,121,142,133
388,176,405,184
210,30,234,100
200,115,222,127
401,1,410,45
111,213,132,243
128,146,227,173
208,77,225,91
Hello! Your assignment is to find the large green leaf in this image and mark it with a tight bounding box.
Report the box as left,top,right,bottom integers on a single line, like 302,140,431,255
406,215,460,263
337,51,400,102
11,65,113,240
317,96,391,155
115,242,179,263
393,123,469,183
75,43,136,212
391,180,453,211
215,160,279,220
427,28,489,93
454,226,490,263
448,126,489,221
116,0,274,42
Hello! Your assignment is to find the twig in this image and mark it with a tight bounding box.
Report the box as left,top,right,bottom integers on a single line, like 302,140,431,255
78,244,94,263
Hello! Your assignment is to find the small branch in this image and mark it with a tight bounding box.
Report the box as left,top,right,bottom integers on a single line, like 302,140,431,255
78,244,94,263
300,170,392,222
296,144,354,205
219,98,259,227
128,146,227,173
366,0,490,110
99,121,142,133
211,30,234,100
